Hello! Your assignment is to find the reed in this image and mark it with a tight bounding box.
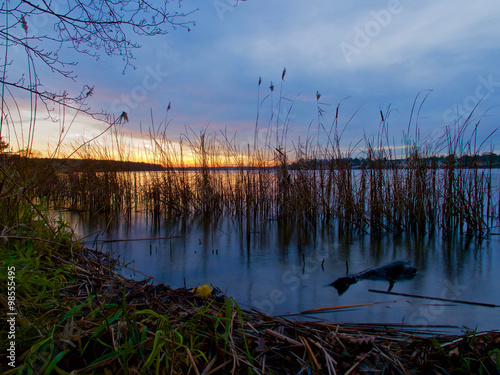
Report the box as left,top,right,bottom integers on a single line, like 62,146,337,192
2,76,499,239
7,136,500,240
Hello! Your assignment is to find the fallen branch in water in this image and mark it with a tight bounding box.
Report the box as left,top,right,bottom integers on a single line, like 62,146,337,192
369,289,500,308
300,302,380,315
100,235,179,243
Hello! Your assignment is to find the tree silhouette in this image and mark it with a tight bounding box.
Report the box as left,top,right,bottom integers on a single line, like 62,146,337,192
0,0,196,148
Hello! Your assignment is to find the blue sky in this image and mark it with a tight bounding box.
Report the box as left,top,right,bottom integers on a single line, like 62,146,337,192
8,0,500,158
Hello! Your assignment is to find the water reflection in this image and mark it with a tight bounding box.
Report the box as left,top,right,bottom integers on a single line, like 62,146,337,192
57,210,500,333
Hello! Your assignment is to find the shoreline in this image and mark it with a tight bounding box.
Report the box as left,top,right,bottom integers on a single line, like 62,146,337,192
1,211,499,373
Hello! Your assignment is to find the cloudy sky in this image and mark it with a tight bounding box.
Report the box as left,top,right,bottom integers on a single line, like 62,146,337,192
6,0,500,159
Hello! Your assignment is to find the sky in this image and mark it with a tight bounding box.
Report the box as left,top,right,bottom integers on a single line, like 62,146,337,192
4,0,500,161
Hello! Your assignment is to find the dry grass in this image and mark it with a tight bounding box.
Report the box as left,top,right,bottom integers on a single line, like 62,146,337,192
23,121,499,239
1,84,500,373
2,227,499,374
3,78,499,239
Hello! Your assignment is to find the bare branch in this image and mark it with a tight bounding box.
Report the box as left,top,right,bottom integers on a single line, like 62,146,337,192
0,0,196,132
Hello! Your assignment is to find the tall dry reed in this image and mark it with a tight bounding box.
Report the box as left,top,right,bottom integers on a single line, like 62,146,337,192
4,76,499,239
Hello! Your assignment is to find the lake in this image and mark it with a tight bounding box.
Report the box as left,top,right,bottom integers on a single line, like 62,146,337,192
59,207,500,334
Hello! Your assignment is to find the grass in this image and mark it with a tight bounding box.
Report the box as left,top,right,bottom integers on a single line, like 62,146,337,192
1,208,500,373
2,75,500,370
2,141,500,374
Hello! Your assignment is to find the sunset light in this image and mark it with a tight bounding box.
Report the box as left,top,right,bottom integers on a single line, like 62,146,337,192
2,1,500,373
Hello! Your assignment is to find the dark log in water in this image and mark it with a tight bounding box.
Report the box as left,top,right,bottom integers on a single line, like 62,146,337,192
330,260,418,295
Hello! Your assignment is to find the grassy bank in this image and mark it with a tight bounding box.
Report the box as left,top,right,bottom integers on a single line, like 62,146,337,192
1,167,499,374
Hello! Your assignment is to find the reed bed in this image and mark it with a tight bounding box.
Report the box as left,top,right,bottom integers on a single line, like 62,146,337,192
3,74,499,239
19,123,500,239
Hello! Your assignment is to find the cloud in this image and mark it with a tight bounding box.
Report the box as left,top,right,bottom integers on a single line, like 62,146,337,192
218,0,500,83
338,1,500,69
10,0,500,155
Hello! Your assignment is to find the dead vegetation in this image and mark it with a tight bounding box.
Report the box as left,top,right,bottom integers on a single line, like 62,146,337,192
2,232,499,374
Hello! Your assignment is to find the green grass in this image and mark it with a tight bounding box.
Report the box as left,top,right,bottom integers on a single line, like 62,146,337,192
1,162,500,374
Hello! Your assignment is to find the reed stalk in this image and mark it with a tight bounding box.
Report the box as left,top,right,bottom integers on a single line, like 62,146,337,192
2,73,498,239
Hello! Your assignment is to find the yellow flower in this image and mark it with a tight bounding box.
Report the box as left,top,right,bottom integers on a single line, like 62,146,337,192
192,284,212,298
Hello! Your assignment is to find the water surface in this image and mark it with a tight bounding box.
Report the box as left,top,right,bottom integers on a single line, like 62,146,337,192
60,210,500,334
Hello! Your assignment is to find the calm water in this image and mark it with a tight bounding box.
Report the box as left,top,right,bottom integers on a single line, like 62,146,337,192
60,209,500,334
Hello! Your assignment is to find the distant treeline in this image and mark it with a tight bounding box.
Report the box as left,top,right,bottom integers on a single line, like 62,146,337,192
3,152,500,173
289,152,500,170
2,155,165,173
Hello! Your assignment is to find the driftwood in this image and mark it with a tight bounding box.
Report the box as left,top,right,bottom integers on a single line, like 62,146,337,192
369,289,500,308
